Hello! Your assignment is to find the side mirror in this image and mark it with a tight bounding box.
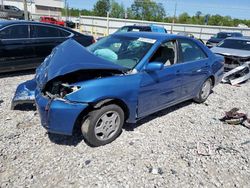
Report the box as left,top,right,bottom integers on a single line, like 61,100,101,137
145,62,164,72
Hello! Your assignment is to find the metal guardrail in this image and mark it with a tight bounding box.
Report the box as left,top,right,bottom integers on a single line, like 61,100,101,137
79,16,250,42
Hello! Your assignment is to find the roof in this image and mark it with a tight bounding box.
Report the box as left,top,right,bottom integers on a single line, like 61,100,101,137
225,37,250,41
112,31,185,42
218,31,242,34
0,20,60,28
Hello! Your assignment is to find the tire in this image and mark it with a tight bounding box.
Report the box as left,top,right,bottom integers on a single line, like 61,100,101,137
81,104,124,147
193,78,212,103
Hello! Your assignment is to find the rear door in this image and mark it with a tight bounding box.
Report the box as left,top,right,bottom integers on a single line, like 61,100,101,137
177,38,210,99
30,24,72,64
0,24,36,73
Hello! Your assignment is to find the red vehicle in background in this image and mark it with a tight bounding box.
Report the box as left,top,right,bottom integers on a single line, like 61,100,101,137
40,16,65,26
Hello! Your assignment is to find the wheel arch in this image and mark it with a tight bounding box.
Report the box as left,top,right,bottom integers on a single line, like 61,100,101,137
73,98,130,132
208,75,215,87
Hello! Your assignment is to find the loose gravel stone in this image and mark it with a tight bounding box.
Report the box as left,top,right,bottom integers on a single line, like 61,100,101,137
0,72,249,187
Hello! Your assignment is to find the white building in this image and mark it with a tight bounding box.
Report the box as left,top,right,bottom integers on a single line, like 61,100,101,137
2,0,64,17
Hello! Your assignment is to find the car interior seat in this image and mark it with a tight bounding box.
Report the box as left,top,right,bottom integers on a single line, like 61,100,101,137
152,46,175,66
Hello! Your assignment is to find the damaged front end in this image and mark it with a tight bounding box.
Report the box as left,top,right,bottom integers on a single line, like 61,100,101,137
12,39,128,135
41,69,123,100
222,62,250,85
11,39,127,110
223,55,250,70
211,47,250,85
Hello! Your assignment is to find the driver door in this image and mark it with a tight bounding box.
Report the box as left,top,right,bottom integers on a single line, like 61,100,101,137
137,40,183,118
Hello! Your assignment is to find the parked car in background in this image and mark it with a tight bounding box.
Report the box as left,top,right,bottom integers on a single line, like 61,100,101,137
177,32,204,44
65,20,76,28
13,32,224,146
0,20,94,73
97,24,167,41
211,37,250,70
40,16,65,27
0,5,27,20
206,32,243,48
116,24,167,33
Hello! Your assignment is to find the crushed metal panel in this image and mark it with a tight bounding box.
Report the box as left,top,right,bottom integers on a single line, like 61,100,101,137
222,62,250,85
11,79,36,110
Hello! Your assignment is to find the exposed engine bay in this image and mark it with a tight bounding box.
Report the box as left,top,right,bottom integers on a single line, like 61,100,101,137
224,55,250,70
42,69,124,99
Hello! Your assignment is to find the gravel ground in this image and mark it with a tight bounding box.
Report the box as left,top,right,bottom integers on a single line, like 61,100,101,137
0,72,249,188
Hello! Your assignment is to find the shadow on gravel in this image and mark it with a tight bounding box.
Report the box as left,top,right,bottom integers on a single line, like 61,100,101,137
14,104,36,111
45,100,195,146
48,131,84,146
0,69,35,78
124,100,193,131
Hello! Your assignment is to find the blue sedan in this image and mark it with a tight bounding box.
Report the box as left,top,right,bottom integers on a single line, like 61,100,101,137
13,32,224,146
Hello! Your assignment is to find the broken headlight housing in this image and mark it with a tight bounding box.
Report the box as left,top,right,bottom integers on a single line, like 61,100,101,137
43,82,81,99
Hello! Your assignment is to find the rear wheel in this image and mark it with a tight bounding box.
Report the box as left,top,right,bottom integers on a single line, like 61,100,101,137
194,78,212,103
81,104,124,147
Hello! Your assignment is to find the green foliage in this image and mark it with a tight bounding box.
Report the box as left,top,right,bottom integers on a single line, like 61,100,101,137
62,1,250,27
110,1,125,18
93,0,110,17
175,11,250,27
62,8,93,17
128,0,166,22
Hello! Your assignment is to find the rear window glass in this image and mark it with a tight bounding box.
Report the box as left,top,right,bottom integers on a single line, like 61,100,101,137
179,39,207,62
31,25,63,38
216,33,232,39
0,25,29,39
217,39,250,51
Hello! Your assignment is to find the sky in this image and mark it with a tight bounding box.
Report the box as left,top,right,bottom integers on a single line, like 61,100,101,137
67,0,250,20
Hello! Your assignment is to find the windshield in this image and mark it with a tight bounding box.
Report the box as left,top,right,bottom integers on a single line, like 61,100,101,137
217,39,250,51
87,35,155,69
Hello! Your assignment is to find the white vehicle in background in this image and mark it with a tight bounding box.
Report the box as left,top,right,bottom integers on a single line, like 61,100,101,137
0,5,27,20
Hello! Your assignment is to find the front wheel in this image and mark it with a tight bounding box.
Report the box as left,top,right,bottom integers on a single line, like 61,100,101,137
193,78,212,103
81,104,124,147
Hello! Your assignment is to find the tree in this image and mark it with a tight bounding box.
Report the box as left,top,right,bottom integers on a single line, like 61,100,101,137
93,0,110,17
178,12,190,24
195,11,202,19
110,1,125,18
128,0,166,21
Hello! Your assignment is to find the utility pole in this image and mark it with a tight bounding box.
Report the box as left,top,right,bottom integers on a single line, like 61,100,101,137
65,0,68,21
23,0,28,20
106,11,110,36
171,2,177,34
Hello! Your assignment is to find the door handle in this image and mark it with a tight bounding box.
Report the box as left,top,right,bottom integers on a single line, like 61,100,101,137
176,70,181,74
192,69,202,73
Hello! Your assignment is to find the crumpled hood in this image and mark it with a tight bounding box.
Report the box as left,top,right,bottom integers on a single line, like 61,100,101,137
36,39,126,88
211,47,250,58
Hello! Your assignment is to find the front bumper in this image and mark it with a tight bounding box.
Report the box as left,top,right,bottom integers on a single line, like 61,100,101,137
11,79,36,110
35,90,88,135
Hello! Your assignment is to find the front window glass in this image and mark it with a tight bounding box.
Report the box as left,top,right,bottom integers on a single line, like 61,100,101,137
0,25,29,39
150,41,176,66
87,35,155,69
218,39,250,51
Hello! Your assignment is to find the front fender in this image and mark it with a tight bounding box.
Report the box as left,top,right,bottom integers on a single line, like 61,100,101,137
65,74,142,123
